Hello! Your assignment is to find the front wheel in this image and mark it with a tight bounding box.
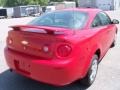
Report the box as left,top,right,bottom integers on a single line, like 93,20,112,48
80,55,98,86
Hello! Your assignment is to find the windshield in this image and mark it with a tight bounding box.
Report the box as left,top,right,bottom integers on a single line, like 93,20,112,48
28,11,88,29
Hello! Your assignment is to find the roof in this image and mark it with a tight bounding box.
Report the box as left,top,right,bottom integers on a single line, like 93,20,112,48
62,8,102,14
53,8,102,19
56,8,102,29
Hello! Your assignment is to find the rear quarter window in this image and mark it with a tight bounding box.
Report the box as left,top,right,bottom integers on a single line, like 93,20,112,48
91,15,102,27
98,12,111,25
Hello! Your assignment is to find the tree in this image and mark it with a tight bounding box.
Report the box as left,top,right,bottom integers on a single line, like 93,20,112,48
0,0,4,6
3,0,49,7
27,0,49,5
50,0,64,2
3,0,29,7
35,0,49,5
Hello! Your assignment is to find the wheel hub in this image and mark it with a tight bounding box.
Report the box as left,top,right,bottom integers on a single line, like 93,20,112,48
90,59,98,82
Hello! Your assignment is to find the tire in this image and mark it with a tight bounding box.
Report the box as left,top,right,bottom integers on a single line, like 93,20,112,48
111,33,117,48
80,55,98,86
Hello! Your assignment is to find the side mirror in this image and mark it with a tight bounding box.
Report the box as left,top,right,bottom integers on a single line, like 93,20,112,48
112,19,119,24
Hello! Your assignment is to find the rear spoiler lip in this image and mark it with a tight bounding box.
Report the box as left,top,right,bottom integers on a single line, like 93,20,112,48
10,25,71,32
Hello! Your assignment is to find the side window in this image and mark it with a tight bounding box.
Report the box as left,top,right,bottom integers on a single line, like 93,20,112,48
92,15,102,27
98,12,111,25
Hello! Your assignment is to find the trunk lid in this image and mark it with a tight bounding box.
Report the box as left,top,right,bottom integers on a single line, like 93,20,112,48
7,25,73,59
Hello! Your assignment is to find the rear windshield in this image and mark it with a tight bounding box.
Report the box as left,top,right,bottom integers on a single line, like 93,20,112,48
28,11,88,29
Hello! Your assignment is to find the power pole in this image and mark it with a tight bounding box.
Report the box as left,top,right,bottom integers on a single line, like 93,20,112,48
75,0,79,7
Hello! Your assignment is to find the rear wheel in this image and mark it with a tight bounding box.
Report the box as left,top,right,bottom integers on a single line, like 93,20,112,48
80,55,98,86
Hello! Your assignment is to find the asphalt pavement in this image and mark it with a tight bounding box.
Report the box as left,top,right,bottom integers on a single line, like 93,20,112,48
0,11,120,90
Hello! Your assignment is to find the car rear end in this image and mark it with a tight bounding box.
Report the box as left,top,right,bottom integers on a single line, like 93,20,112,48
4,25,81,86
4,9,90,86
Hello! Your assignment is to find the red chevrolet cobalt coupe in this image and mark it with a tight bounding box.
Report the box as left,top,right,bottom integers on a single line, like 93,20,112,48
5,8,119,86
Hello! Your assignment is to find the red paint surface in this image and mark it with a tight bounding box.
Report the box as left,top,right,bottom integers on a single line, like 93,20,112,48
4,8,117,86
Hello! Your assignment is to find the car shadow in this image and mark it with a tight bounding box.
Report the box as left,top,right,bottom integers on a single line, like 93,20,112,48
0,70,88,90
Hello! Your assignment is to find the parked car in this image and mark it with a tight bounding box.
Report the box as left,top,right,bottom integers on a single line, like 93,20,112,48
4,8,119,86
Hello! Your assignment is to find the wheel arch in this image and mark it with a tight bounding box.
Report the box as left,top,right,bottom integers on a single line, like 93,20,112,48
94,49,101,60
90,43,102,61
81,44,102,78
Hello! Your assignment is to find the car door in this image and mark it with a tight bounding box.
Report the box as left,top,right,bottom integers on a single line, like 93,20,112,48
98,12,115,47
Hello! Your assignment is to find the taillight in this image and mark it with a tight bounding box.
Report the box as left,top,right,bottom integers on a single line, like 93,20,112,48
57,44,72,57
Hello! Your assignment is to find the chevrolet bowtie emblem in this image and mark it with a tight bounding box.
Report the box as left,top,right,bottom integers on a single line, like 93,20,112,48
21,40,29,45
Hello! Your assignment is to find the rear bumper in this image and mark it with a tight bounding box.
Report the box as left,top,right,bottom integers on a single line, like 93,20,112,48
4,48,82,86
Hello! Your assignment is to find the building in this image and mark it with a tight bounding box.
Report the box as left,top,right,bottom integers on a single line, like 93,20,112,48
78,0,120,10
13,5,40,18
45,1,76,13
